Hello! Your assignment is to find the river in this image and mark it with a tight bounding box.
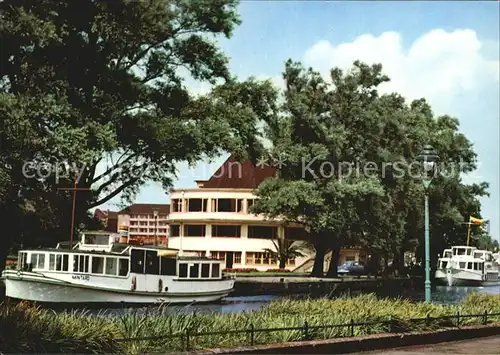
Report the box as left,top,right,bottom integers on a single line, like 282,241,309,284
48,284,500,316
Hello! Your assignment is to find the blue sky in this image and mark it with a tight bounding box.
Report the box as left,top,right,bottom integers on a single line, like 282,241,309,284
102,1,499,241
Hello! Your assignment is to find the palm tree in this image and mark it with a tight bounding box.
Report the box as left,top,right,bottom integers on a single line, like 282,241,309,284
265,238,307,269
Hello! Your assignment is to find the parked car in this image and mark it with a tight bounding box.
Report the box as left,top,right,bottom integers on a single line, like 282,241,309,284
337,260,365,275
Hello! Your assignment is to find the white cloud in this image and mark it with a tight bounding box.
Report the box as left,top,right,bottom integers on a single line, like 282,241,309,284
303,29,499,115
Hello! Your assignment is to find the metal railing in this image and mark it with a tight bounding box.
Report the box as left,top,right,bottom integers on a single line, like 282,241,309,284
115,310,500,351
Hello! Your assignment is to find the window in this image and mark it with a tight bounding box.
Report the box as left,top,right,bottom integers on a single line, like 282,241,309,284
55,254,62,271
184,225,206,237
160,257,176,276
211,251,226,261
459,262,466,269
212,225,241,238
119,258,129,276
73,255,90,273
211,263,220,278
189,264,199,278
441,261,448,269
91,256,104,274
455,249,466,256
170,225,180,237
246,252,254,264
287,258,296,266
234,252,242,264
172,199,183,212
31,254,45,269
105,258,118,275
444,251,452,258
62,254,69,271
285,227,306,240
213,199,243,212
467,249,472,255
201,264,210,278
145,251,159,275
179,263,188,278
345,255,356,262
49,254,56,270
248,226,277,239
18,252,27,271
187,198,208,212
247,199,255,212
467,262,472,270
131,249,145,273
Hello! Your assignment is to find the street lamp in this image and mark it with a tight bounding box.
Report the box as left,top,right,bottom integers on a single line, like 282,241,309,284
153,209,159,246
416,145,439,303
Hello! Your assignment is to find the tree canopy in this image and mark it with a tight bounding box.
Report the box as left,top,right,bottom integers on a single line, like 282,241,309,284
253,60,489,276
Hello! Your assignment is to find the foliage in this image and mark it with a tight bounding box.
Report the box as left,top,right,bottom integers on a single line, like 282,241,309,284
253,60,488,276
1,294,499,353
264,239,307,269
0,0,278,266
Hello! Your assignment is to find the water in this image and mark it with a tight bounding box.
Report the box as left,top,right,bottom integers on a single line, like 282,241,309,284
48,285,499,316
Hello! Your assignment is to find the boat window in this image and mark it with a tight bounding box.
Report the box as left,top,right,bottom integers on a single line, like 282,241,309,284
444,251,452,258
441,261,448,269
55,254,63,271
62,254,69,271
49,254,56,270
179,263,188,278
160,257,176,276
130,249,145,274
485,254,492,262
145,251,160,275
467,262,472,270
17,252,28,271
201,264,210,278
212,263,220,278
31,253,45,269
189,263,199,278
91,256,104,274
105,258,118,276
119,258,129,276
74,255,90,273
456,249,466,255
459,262,466,269
467,249,472,255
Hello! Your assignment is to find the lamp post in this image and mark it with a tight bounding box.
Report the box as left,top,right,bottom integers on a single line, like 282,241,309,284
153,209,159,246
416,145,439,303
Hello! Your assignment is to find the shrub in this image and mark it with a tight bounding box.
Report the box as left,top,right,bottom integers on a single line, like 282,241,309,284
223,268,259,273
266,268,291,272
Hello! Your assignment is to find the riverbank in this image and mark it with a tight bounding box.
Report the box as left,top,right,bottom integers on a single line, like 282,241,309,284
232,276,420,297
1,293,499,353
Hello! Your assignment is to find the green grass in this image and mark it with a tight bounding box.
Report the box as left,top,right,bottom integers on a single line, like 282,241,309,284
1,293,499,353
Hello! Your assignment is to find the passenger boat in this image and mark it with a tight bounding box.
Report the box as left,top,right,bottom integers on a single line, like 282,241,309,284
1,231,235,304
435,246,499,286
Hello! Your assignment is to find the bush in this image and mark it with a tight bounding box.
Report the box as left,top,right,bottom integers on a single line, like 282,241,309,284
266,268,291,272
223,268,258,273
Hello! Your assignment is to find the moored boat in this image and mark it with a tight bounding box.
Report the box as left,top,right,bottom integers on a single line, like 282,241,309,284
1,231,234,304
435,246,499,286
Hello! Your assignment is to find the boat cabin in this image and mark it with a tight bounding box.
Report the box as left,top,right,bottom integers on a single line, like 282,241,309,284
16,246,222,280
454,259,484,273
451,246,476,257
473,250,493,262
443,249,452,258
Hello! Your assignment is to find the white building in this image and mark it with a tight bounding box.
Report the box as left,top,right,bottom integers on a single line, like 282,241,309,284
167,156,311,270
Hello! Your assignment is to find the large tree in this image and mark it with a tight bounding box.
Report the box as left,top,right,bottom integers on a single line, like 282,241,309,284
0,0,277,267
253,59,489,278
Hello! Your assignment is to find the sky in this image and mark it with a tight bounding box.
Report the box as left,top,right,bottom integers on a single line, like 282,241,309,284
101,1,500,241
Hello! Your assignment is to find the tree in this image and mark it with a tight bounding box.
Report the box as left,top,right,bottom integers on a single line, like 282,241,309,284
253,59,489,278
0,0,278,267
264,238,307,269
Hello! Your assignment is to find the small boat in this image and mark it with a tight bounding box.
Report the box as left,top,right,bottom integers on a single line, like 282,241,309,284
435,246,499,286
1,231,235,304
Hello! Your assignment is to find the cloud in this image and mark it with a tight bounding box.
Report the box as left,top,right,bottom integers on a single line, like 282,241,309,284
303,29,499,115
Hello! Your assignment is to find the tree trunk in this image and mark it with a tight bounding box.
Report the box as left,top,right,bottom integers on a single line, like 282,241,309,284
326,247,340,278
311,244,326,277
279,257,286,269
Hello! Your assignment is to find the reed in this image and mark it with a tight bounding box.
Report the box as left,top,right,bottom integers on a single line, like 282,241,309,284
1,293,499,353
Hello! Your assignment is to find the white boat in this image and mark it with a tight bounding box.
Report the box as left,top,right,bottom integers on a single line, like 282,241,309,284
1,231,235,304
435,246,499,286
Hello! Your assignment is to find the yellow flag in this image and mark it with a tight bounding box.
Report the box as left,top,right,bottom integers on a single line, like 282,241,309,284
469,216,483,225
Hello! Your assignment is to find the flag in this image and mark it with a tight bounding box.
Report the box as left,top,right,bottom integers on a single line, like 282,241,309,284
469,216,483,225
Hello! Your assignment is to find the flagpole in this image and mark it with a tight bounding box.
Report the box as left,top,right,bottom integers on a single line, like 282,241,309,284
466,218,472,246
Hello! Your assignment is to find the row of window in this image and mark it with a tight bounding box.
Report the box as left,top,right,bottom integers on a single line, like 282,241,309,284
129,214,168,219
171,198,255,213
130,222,168,226
458,261,484,271
27,252,129,276
170,225,305,239
128,228,168,233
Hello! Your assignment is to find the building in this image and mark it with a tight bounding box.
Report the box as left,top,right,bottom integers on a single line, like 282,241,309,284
93,209,118,232
167,156,313,270
117,204,170,245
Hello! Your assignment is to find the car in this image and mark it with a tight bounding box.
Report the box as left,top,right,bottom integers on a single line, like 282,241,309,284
337,260,365,275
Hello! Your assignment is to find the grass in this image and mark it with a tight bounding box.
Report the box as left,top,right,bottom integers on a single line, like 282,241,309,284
1,293,499,353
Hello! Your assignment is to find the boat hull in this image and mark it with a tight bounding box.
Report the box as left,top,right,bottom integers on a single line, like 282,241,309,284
3,273,234,304
436,268,498,287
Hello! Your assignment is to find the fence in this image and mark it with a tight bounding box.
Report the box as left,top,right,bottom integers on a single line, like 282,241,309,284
114,310,500,351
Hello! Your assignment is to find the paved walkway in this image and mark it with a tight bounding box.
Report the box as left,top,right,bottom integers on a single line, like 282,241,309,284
353,336,500,354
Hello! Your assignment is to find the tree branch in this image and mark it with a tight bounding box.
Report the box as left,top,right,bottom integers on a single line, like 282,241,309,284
89,176,140,208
